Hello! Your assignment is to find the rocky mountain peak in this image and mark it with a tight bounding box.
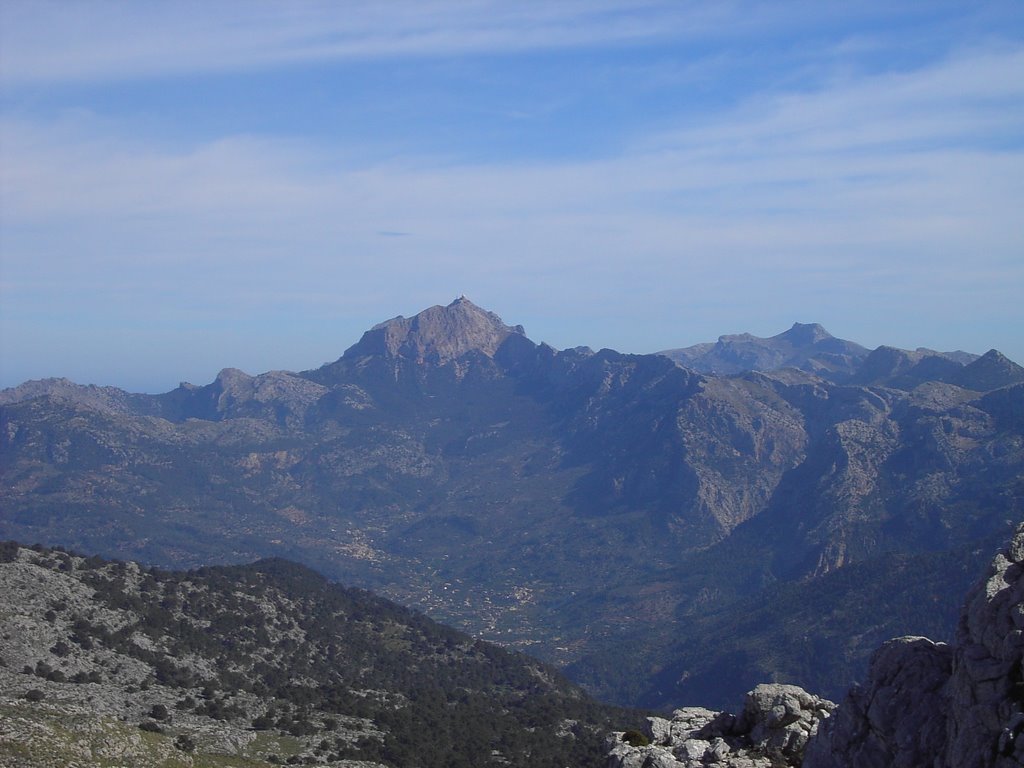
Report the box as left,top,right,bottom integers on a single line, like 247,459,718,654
212,367,252,389
342,296,527,364
776,322,833,345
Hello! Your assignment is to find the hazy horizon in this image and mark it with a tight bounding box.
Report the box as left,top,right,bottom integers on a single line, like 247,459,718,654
1,296,1016,395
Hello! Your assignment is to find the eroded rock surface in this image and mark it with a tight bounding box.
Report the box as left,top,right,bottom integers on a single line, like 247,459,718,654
804,522,1024,768
608,683,834,767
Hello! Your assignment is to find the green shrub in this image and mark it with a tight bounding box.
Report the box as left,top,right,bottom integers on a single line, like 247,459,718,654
622,729,650,747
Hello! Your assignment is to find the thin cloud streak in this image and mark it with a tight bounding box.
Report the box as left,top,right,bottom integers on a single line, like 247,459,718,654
1,1,938,85
4,45,1021,226
0,1,714,83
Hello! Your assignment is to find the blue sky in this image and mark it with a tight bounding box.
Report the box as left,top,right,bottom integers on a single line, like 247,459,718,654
1,1,1022,392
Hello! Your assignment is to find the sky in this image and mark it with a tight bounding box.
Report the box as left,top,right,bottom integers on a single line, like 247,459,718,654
1,1,1022,392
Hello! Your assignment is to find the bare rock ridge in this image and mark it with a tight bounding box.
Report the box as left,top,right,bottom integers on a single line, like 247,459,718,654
802,521,1024,768
659,322,996,387
341,296,527,364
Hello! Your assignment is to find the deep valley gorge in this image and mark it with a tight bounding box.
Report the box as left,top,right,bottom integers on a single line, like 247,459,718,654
2,297,1023,766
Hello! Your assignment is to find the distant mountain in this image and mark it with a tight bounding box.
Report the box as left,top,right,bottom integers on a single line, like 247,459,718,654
659,323,870,378
2,298,1022,710
0,542,640,768
659,323,982,384
953,349,1024,391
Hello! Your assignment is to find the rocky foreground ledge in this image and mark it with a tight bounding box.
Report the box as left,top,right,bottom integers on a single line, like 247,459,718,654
609,522,1024,768
607,684,834,767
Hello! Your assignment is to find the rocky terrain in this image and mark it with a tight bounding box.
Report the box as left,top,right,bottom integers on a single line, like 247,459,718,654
609,523,1024,767
0,542,639,767
803,522,1024,768
608,684,834,767
2,297,1023,708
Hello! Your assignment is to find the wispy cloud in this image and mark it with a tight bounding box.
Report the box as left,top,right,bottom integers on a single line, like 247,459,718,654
2,3,1023,388
0,1,694,83
3,45,1021,292
0,1,952,85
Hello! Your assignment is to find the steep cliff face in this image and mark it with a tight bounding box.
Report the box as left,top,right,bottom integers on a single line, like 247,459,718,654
804,523,1024,768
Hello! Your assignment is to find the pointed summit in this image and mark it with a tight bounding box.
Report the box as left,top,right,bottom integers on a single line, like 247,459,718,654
953,349,1024,391
343,297,527,364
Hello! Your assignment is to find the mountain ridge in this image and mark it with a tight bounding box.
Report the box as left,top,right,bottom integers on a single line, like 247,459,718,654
2,299,1022,709
658,321,991,384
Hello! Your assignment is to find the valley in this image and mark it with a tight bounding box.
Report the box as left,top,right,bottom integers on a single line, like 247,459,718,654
2,297,1022,709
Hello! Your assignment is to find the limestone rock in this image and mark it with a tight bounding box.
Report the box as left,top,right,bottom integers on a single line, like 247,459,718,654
804,522,1024,768
342,296,525,364
802,636,952,767
607,684,834,768
946,522,1024,768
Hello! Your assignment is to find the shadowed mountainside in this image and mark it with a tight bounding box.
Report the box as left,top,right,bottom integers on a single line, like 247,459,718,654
2,297,1022,708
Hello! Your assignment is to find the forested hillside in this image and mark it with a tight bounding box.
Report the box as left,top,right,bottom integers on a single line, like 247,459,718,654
0,542,641,767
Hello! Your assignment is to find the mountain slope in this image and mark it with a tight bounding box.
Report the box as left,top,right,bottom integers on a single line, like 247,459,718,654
2,298,1022,708
0,542,641,768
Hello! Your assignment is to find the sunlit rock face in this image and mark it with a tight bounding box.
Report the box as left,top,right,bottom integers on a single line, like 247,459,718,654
607,684,835,768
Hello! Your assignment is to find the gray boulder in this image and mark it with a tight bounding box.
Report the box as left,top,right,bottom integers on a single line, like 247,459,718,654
607,684,834,768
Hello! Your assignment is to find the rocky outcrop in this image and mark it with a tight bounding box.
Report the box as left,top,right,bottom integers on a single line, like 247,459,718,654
801,636,952,767
340,295,526,364
608,684,834,767
804,523,1024,767
608,524,1024,768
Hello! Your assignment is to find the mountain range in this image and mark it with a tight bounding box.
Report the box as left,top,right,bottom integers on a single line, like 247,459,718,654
2,297,1023,709
658,321,979,380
